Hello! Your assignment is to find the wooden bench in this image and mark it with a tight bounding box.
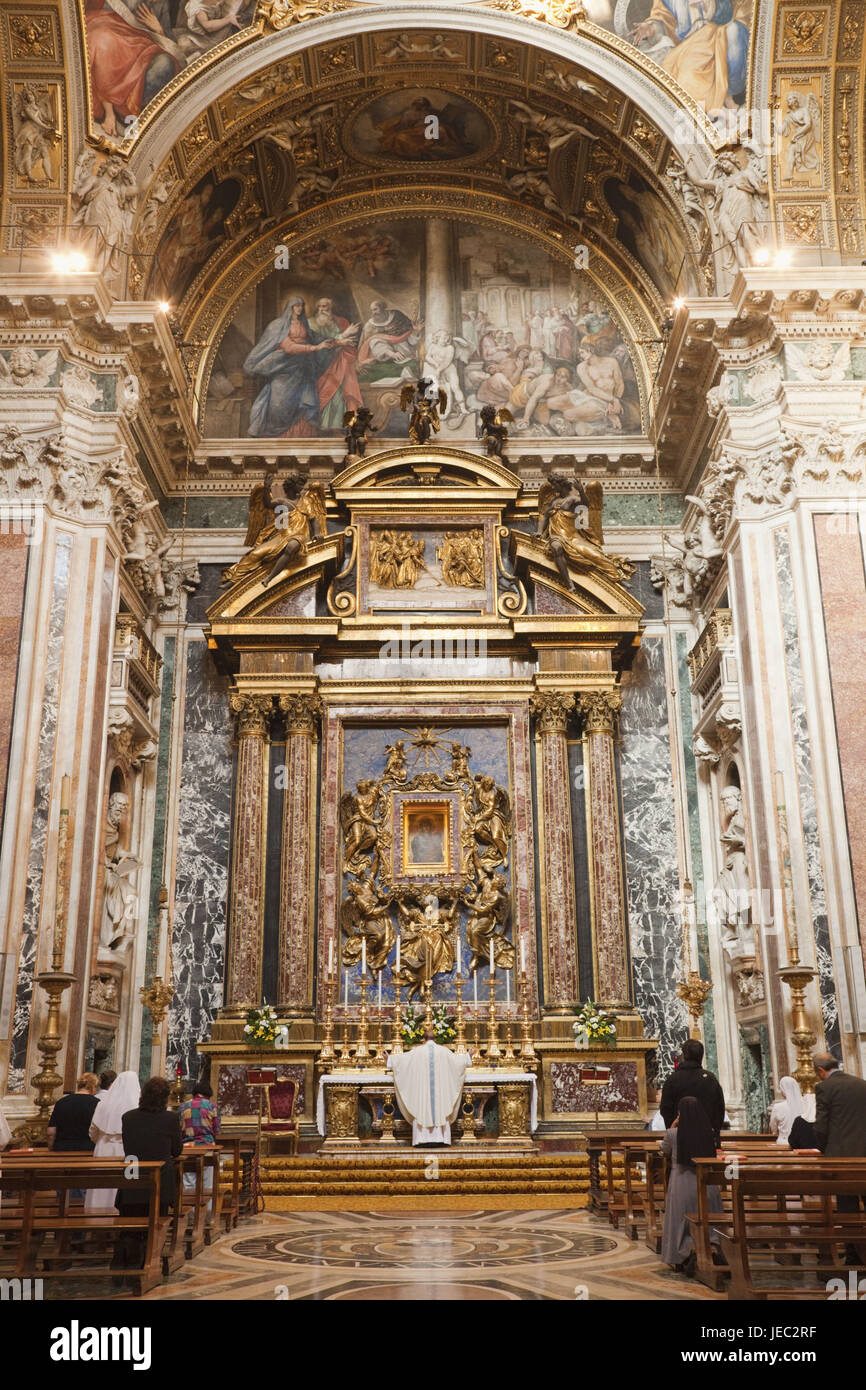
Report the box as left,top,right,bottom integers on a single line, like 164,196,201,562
688,1156,866,1294
218,1137,258,1231
180,1146,222,1257
0,1155,169,1295
719,1162,866,1300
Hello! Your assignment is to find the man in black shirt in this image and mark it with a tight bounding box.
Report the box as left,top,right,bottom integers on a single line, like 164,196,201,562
660,1039,726,1144
47,1072,99,1151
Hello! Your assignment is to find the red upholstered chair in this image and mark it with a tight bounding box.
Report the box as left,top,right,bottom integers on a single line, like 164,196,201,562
262,1078,299,1155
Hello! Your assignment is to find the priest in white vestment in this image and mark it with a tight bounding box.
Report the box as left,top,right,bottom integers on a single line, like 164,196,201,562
387,1030,470,1145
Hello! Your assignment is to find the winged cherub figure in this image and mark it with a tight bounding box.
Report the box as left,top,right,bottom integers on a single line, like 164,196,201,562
400,378,448,445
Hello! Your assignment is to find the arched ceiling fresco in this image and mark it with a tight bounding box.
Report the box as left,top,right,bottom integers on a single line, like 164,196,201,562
75,0,757,145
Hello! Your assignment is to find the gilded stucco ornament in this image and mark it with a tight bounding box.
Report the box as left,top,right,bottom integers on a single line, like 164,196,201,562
258,0,355,27
486,0,586,32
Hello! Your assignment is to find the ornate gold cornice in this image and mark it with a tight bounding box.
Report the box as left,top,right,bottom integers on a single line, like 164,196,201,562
577,688,621,735
230,691,273,737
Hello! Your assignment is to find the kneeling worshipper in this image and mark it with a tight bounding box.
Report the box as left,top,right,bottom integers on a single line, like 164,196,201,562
388,1027,470,1145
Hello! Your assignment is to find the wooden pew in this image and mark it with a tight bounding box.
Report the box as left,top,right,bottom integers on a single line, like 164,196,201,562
719,1161,866,1300
180,1145,222,1257
0,1155,169,1295
218,1137,257,1231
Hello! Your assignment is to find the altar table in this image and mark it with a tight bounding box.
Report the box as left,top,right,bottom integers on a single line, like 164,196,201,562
316,1069,538,1142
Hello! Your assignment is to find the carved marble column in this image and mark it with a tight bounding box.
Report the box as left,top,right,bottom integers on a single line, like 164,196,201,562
578,690,632,1010
225,693,272,1013
530,691,578,1011
277,692,322,1014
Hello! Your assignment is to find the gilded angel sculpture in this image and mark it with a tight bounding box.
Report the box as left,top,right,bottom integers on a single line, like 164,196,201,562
340,779,381,876
537,471,620,588
463,867,515,973
221,476,327,588
341,873,395,973
472,773,511,869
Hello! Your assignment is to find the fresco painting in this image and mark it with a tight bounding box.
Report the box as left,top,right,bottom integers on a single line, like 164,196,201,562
203,219,643,441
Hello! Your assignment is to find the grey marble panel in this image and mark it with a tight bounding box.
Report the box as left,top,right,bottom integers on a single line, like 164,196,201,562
138,637,175,1081
620,636,687,1080
8,534,71,1090
167,639,232,1081
774,531,840,1054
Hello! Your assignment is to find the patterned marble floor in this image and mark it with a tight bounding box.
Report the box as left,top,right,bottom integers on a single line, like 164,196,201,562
132,1210,724,1302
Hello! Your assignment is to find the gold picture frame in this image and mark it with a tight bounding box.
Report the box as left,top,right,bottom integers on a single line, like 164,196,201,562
401,802,451,875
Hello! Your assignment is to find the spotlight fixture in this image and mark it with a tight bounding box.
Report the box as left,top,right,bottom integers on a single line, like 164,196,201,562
672,297,685,312
773,250,793,269
158,301,171,314
752,248,771,266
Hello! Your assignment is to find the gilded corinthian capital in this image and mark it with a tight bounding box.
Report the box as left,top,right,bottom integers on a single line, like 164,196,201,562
577,690,622,735
230,692,273,738
278,692,323,734
529,690,575,734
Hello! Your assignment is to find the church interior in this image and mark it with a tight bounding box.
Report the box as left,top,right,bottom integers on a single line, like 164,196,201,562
1,0,866,1314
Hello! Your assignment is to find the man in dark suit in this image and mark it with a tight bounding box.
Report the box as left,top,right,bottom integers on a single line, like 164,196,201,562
812,1051,866,1264
114,1076,182,1273
660,1039,726,1145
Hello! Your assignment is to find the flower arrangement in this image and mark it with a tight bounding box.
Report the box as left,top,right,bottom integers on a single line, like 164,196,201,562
400,1003,457,1048
572,1001,617,1047
243,1003,289,1047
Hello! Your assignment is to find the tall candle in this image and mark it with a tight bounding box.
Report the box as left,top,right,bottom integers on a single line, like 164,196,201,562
377,971,382,1007
506,971,510,1007
457,938,462,975
344,970,348,1010
489,939,495,977
60,773,70,813
520,937,526,973
395,934,401,972
328,938,334,976
473,974,478,1007
361,936,367,976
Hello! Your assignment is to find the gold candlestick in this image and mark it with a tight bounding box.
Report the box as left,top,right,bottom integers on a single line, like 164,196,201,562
503,1003,517,1065
391,971,404,1056
518,970,539,1069
337,1007,352,1067
775,773,818,1092
319,971,337,1071
454,972,468,1054
355,971,371,1066
485,969,501,1065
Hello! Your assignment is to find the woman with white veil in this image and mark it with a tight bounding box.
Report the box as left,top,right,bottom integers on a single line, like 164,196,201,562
85,1070,141,1212
768,1075,816,1146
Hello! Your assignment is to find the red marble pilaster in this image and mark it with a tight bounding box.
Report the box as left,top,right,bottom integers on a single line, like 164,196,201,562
531,692,578,1010
225,693,271,1011
277,693,322,1012
578,690,632,1008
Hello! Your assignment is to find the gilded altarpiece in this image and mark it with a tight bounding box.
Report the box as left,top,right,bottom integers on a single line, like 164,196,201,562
320,711,538,1012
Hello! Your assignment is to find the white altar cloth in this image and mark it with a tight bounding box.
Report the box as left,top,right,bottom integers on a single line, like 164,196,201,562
316,1065,538,1136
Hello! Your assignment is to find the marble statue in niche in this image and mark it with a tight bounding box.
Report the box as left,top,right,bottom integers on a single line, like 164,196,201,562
712,784,755,958
99,790,140,957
